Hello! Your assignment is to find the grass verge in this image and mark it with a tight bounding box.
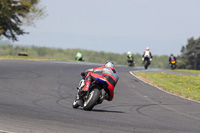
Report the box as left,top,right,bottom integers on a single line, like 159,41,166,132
134,72,200,101
0,55,72,61
172,69,200,74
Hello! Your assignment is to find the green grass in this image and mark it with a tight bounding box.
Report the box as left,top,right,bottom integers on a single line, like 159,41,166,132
134,72,200,101
0,55,72,61
172,69,200,74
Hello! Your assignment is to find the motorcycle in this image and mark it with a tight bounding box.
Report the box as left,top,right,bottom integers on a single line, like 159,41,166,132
127,55,134,67
143,56,151,69
72,75,108,111
76,57,85,62
127,58,134,67
170,60,176,70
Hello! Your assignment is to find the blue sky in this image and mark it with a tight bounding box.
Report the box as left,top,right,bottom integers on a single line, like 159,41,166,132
13,0,200,56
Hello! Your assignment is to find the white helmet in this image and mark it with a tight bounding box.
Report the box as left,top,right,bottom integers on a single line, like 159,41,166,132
127,51,131,55
146,47,150,51
105,61,115,68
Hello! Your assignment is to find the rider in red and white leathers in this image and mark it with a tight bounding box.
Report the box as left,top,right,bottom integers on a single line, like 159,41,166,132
79,61,119,101
142,47,153,63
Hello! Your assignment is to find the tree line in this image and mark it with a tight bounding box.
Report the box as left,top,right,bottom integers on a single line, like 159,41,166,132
0,1,200,70
0,38,200,70
177,37,200,70
0,44,170,69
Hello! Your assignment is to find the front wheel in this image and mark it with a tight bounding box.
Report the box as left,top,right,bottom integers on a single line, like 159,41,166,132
83,88,100,111
144,60,148,69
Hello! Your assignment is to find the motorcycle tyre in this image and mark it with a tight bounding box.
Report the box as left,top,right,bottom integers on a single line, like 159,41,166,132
144,60,148,69
128,62,134,67
83,88,100,111
171,65,176,70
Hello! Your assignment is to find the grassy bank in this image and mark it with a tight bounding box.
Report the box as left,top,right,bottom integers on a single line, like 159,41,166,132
172,69,200,74
134,72,200,101
0,55,70,61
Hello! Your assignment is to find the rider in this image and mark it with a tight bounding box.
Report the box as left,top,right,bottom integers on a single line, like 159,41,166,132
78,61,119,101
75,52,84,61
127,51,134,63
142,47,153,64
169,54,177,66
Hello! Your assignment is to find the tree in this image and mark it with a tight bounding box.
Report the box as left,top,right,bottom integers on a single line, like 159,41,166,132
0,0,45,41
178,37,200,70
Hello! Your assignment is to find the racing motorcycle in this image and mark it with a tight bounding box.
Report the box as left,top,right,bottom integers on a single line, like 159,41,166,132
170,60,176,70
143,56,151,69
127,55,134,67
127,59,134,67
72,75,108,111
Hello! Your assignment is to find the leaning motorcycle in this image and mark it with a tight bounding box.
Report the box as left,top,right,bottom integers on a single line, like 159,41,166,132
143,56,150,69
170,60,176,70
72,75,108,111
76,57,85,62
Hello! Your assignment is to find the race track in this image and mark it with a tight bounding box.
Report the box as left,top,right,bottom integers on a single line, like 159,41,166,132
0,60,199,133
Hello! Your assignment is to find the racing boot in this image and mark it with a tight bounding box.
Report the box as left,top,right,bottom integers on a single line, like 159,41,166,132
77,80,91,100
104,93,112,101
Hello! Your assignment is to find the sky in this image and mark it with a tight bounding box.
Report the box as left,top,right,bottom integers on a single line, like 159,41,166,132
12,0,200,56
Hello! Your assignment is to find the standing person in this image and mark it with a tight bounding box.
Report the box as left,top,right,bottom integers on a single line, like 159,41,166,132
77,61,119,102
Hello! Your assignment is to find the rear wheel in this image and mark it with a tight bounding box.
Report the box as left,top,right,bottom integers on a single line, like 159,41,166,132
83,88,100,111
171,64,176,70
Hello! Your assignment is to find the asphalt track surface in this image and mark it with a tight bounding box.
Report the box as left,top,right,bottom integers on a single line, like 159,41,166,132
0,60,200,133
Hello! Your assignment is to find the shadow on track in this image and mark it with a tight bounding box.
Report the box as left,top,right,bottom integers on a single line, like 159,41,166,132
91,109,124,113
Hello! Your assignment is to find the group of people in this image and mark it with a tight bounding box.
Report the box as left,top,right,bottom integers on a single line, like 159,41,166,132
127,47,177,67
74,47,177,106
127,47,153,66
76,47,177,68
